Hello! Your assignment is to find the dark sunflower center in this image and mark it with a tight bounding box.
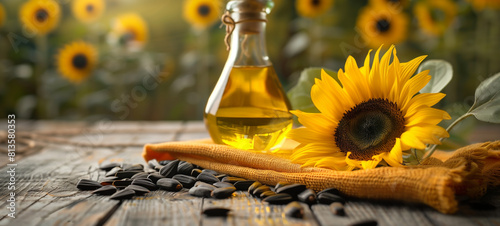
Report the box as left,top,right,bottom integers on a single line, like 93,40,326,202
35,9,49,22
86,4,94,13
198,5,210,16
334,98,405,161
311,0,321,6
72,54,88,69
376,18,391,33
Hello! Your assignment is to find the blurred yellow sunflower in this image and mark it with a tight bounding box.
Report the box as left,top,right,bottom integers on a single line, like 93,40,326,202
56,41,98,83
468,0,500,11
183,0,221,29
0,3,5,28
296,0,334,18
414,0,457,36
72,0,105,23
287,46,450,171
356,4,408,48
370,0,409,9
20,0,61,35
110,13,148,48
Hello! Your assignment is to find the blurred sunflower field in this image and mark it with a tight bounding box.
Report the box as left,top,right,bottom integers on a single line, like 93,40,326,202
0,0,499,125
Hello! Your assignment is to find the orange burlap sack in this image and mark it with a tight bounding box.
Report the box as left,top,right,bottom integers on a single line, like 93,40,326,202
142,139,500,214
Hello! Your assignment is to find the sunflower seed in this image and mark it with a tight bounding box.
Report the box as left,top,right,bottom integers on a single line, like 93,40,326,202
112,179,133,187
191,169,202,177
125,185,150,195
92,185,117,196
132,179,157,191
178,162,194,175
201,169,218,175
189,186,213,198
248,181,262,194
99,163,120,171
105,167,122,177
263,193,293,205
318,187,341,196
172,174,197,188
349,219,378,226
259,190,277,199
115,170,142,179
221,176,246,184
197,172,220,184
100,177,119,186
123,164,144,171
159,160,172,165
211,187,236,199
213,182,236,189
147,173,165,183
110,189,135,200
77,179,102,190
298,189,317,205
233,180,255,191
253,185,271,197
194,181,217,190
284,201,304,218
215,174,228,180
157,178,183,191
131,172,149,180
159,160,180,178
318,193,346,205
330,202,346,216
275,182,290,190
276,184,307,196
148,159,161,169
202,207,231,217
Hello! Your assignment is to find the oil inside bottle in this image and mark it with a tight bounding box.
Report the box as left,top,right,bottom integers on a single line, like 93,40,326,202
204,65,293,152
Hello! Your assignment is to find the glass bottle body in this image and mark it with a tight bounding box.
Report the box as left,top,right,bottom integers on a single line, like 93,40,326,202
204,9,292,152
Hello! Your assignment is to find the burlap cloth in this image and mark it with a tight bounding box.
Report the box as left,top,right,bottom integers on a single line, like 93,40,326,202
142,139,500,214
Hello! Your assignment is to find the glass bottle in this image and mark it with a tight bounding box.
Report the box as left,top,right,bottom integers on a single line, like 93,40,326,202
204,0,293,152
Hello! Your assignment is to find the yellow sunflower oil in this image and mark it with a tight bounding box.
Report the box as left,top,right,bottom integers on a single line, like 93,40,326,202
204,65,293,152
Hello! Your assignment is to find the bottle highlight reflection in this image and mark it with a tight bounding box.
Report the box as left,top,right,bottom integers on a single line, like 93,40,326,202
204,0,292,152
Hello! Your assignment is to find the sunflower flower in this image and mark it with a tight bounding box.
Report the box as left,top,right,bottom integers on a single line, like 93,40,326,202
20,0,61,35
183,0,222,29
414,0,457,36
72,0,105,23
109,13,148,49
287,46,450,171
356,4,408,49
295,0,334,18
468,0,500,11
56,41,98,83
0,3,6,28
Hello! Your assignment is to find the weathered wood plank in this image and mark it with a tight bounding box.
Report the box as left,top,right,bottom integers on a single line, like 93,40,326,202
105,190,202,226
312,200,433,226
201,191,319,226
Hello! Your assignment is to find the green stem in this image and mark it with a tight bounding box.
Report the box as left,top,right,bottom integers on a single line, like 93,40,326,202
422,113,474,160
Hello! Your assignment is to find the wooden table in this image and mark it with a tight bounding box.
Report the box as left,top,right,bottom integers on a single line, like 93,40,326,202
1,121,499,226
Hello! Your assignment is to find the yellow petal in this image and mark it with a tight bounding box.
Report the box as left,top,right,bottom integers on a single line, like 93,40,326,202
405,107,451,127
287,127,334,145
401,131,427,150
404,93,446,117
400,55,427,83
291,110,338,135
382,138,403,167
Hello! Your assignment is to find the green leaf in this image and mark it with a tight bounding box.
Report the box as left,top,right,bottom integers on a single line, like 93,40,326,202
287,68,337,113
417,60,453,94
468,72,500,123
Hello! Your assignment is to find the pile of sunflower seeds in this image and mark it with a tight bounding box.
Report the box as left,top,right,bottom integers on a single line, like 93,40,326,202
76,159,351,219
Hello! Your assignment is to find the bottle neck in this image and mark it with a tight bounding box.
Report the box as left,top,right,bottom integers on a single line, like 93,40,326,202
227,12,270,67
